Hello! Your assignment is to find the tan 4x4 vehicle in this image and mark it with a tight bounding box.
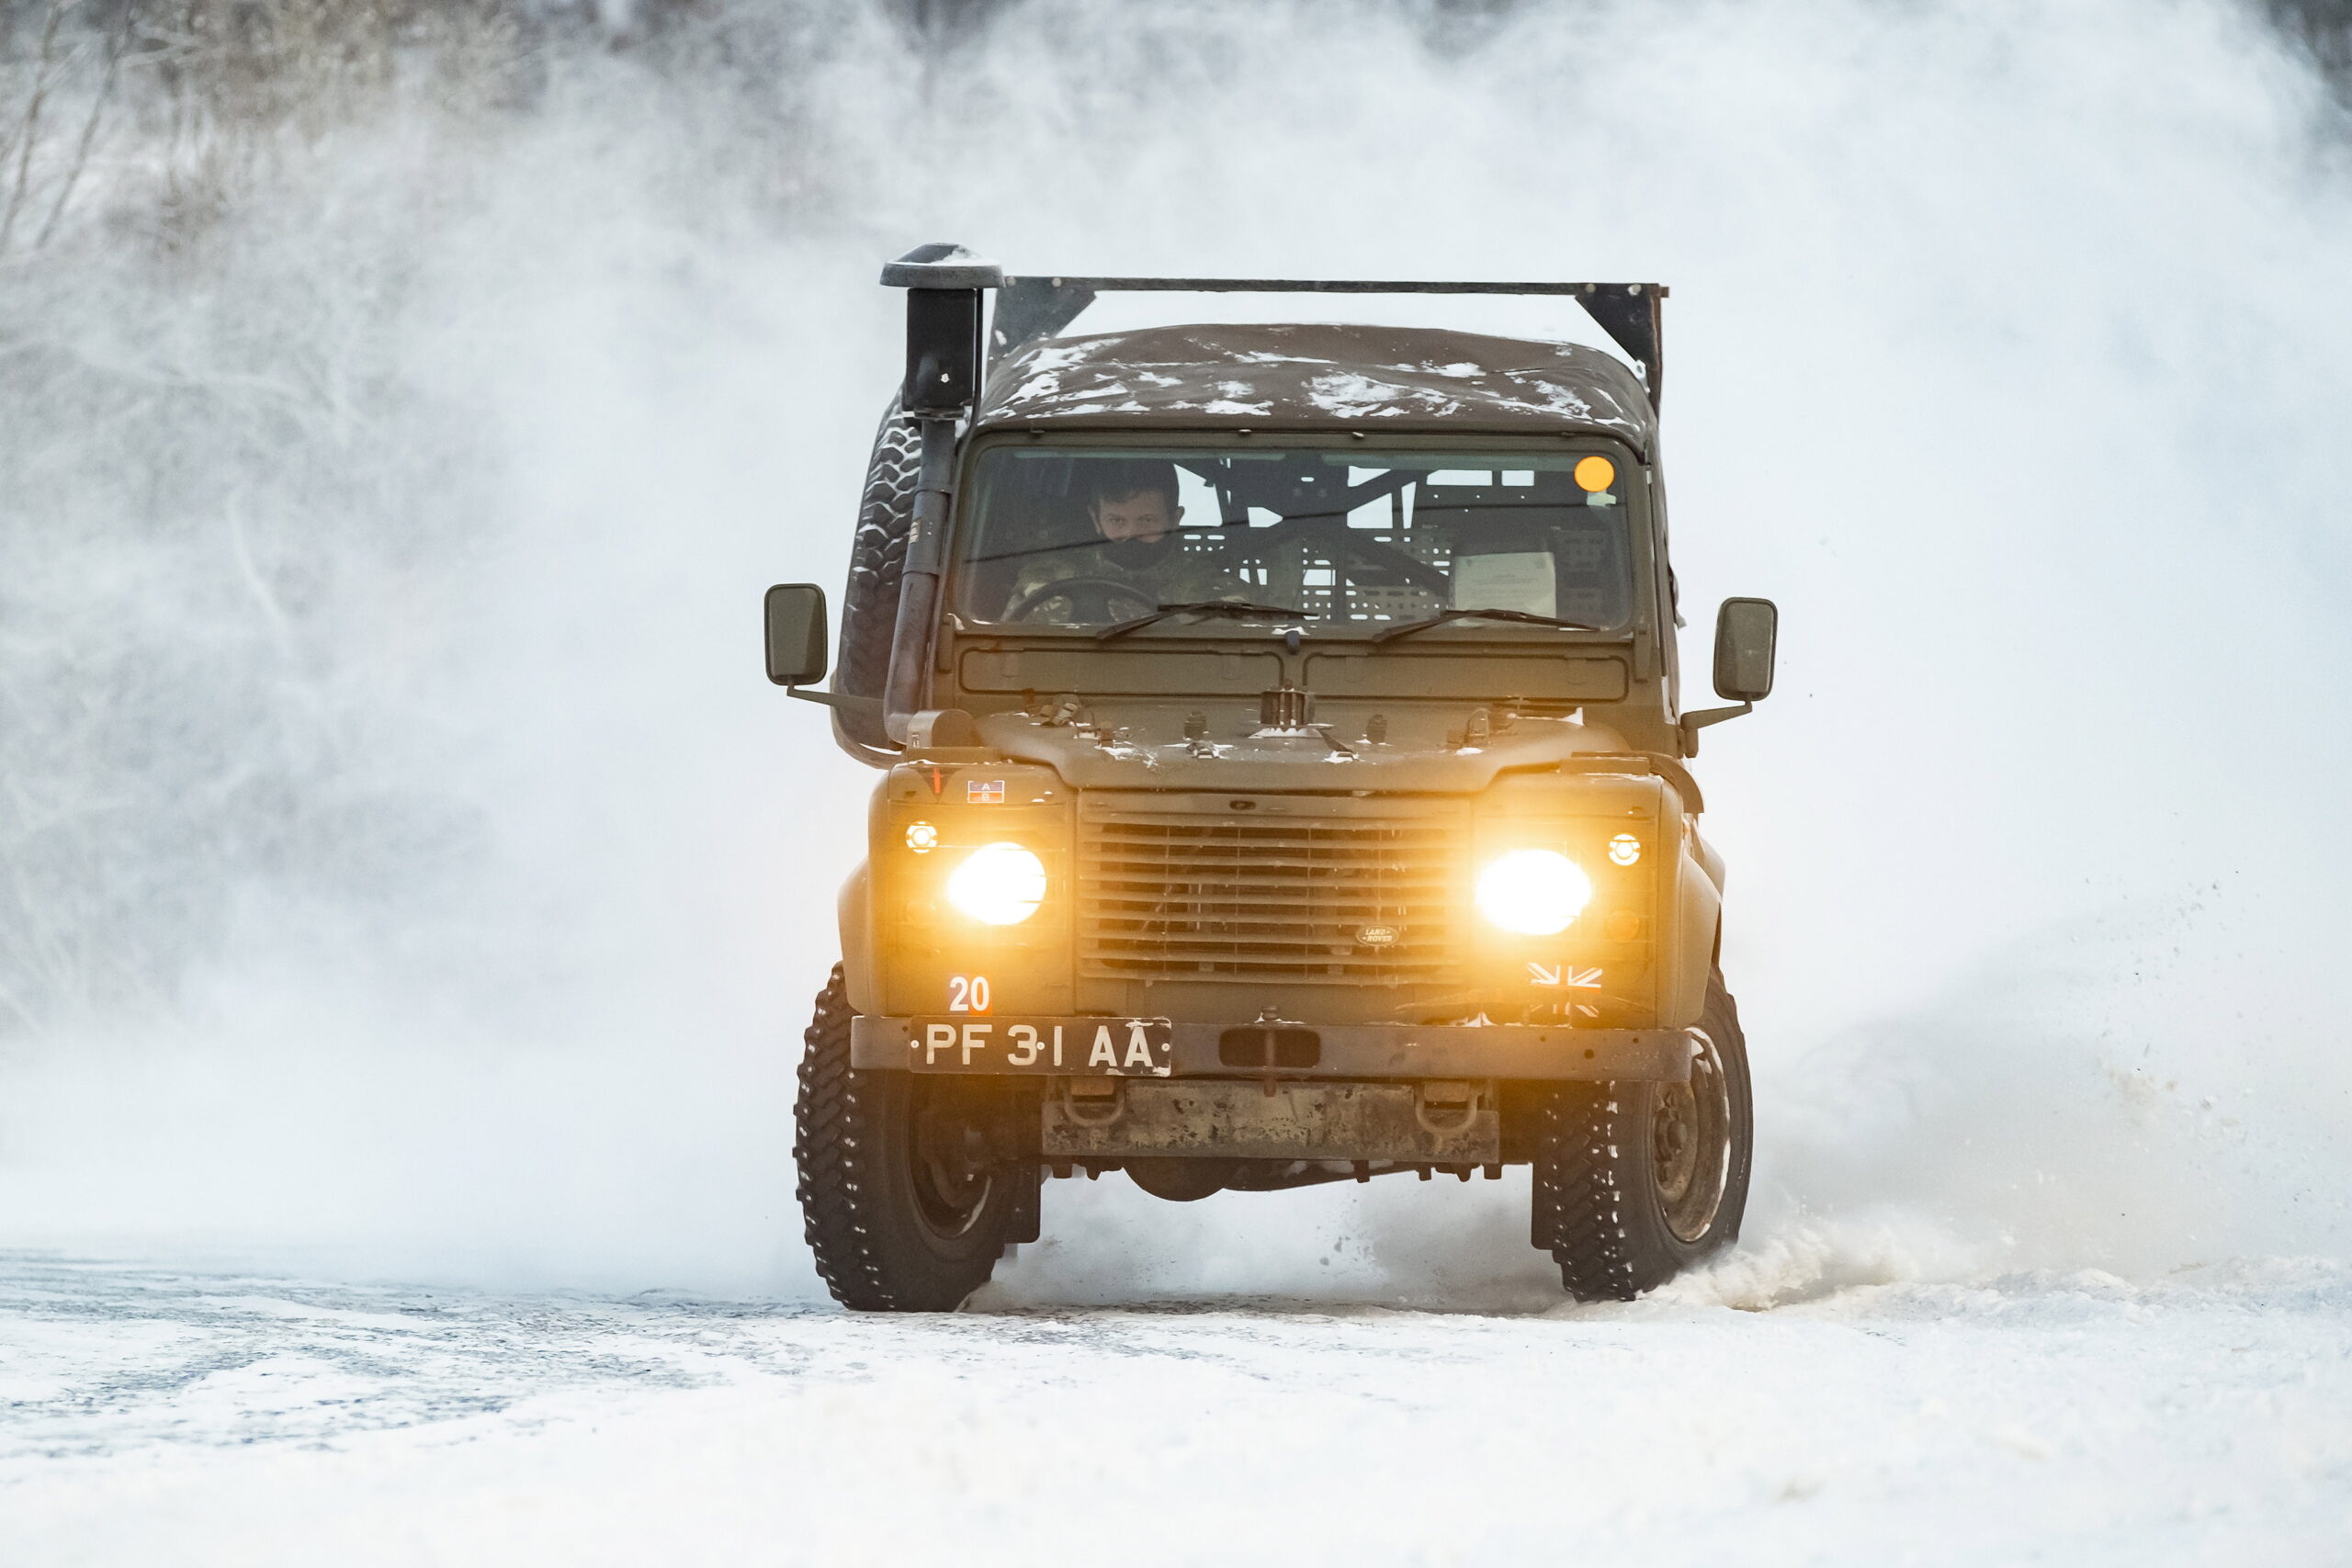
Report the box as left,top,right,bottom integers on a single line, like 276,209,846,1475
764,246,1779,1310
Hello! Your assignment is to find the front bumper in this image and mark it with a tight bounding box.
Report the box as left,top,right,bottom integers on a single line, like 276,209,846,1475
847,1015,1691,1082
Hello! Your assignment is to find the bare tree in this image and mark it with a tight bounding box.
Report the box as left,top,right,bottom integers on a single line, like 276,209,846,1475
0,0,72,253
32,0,135,247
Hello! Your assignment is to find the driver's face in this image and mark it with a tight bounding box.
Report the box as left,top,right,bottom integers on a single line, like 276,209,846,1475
1090,489,1182,543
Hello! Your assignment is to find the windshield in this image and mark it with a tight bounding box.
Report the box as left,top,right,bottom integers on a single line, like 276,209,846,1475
952,443,1638,632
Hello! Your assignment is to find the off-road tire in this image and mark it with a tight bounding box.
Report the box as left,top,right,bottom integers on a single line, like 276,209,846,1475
794,965,1022,1311
832,398,921,750
1532,971,1754,1301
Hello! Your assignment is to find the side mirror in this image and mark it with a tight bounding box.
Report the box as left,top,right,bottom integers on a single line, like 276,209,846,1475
764,583,829,687
1713,597,1778,703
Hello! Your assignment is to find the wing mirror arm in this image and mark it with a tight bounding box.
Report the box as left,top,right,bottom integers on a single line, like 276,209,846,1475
786,687,884,717
1678,702,1751,756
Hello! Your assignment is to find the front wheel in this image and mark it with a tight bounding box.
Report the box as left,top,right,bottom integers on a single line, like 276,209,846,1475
1532,971,1754,1301
794,966,1035,1311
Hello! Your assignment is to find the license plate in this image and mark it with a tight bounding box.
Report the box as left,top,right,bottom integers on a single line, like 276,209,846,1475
901,1018,1173,1076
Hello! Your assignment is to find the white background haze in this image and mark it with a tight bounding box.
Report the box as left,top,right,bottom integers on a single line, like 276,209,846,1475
6,0,2336,1293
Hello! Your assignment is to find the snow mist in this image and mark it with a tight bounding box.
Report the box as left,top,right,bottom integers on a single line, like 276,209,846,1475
0,0,2346,1300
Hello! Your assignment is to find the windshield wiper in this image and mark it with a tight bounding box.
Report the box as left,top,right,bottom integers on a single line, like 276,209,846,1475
1370,607,1600,644
1096,601,1310,641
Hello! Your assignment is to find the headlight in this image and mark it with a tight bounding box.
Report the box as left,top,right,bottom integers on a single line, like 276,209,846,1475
944,842,1047,925
1476,848,1591,936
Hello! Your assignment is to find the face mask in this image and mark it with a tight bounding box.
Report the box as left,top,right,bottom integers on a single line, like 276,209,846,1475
1103,532,1176,570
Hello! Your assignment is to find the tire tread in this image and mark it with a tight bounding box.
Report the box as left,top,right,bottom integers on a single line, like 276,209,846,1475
1534,1086,1645,1301
793,964,899,1309
833,399,920,748
1533,971,1752,1303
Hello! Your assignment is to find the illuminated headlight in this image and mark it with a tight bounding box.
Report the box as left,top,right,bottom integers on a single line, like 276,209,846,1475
1476,849,1592,936
944,842,1046,926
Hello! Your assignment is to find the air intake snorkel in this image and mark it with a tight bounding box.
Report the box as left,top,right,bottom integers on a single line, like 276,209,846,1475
878,243,1001,747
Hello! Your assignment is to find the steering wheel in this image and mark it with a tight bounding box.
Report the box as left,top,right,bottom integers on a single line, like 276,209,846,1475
1226,516,1451,596
1001,576,1160,625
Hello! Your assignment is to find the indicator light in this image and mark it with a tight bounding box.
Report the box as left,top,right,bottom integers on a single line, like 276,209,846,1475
1604,909,1644,942
905,822,939,854
1608,833,1642,866
1573,455,1616,493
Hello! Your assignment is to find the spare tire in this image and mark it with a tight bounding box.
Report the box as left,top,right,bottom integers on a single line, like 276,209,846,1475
833,396,921,750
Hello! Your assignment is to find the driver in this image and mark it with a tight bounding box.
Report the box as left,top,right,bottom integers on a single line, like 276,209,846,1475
1001,460,1242,623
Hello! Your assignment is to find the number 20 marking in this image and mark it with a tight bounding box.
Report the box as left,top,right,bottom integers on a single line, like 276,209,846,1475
946,975,990,1014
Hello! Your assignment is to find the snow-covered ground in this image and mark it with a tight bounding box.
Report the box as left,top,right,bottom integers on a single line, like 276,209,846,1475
4,1241,2347,1566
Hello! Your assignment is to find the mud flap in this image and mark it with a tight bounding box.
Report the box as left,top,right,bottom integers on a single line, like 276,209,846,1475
1001,1161,1042,1248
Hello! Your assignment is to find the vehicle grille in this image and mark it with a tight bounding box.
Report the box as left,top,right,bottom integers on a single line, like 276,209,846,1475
1080,800,1464,984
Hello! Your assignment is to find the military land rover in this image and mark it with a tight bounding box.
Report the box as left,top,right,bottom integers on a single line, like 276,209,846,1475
764,246,1779,1310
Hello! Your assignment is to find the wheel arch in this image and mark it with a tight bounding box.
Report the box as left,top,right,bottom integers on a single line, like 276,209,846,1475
838,861,878,1015
1662,835,1721,1029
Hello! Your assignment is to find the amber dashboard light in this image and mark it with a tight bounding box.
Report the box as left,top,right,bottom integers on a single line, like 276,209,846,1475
1608,833,1642,866
904,821,939,854
1574,455,1617,493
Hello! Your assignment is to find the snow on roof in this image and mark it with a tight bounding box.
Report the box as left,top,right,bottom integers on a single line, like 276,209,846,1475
973,322,1654,451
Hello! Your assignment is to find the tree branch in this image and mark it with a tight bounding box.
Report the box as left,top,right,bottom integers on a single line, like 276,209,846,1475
35,0,140,250
0,0,76,256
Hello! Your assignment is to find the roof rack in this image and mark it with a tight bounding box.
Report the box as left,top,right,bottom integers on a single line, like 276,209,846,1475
989,275,1668,404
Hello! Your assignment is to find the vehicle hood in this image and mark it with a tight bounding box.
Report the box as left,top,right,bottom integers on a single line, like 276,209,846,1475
974,708,1657,795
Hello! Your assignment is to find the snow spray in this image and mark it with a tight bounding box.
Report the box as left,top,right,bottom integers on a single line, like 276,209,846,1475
0,0,2346,1300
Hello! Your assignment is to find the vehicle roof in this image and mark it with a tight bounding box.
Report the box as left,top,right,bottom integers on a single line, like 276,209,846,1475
972,322,1655,454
